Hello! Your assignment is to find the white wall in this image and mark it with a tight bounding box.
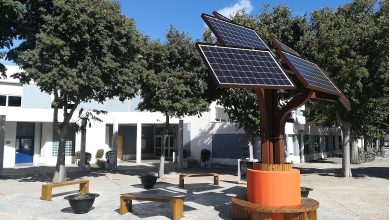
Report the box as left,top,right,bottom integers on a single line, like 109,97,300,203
3,122,16,167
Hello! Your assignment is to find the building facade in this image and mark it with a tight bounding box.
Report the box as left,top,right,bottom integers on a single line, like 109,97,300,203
1,66,349,168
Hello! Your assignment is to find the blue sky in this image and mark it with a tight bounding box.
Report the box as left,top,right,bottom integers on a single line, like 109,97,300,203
118,0,353,41
2,0,353,66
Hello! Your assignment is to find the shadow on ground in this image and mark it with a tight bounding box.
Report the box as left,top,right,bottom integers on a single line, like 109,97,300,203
298,166,389,179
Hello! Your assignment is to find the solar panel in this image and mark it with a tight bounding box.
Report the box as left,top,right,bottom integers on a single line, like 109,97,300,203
212,11,232,22
271,37,300,57
202,14,269,50
197,44,295,89
281,51,341,95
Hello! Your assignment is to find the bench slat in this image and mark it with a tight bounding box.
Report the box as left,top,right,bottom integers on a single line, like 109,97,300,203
121,194,183,203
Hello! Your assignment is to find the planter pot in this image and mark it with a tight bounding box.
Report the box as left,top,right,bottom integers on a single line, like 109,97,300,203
300,187,313,198
140,176,157,189
64,193,99,214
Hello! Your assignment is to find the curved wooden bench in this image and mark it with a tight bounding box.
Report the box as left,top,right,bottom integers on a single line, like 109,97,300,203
231,196,319,220
40,179,89,201
179,173,219,188
120,193,184,220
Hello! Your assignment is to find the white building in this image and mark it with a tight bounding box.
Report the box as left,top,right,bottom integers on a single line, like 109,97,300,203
0,66,345,168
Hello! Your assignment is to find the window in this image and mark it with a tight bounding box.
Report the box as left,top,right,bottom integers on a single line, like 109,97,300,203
0,95,6,106
52,141,73,156
215,106,229,122
8,96,21,107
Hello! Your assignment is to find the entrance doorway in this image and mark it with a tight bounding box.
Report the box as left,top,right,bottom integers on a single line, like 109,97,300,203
15,122,35,164
154,135,176,158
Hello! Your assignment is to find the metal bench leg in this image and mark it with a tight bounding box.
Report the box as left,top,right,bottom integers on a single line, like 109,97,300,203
172,199,184,220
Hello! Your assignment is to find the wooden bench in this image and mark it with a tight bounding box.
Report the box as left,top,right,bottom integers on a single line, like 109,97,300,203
40,179,89,201
179,173,219,188
231,196,319,220
120,193,184,220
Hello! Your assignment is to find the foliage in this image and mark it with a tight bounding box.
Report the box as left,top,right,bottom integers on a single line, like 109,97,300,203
303,0,389,140
95,149,104,159
75,151,80,160
5,0,143,181
0,0,24,77
200,149,211,162
138,26,213,118
138,26,215,177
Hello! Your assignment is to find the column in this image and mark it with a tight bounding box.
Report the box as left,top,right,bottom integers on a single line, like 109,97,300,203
300,132,305,163
0,115,5,174
112,118,118,168
136,122,142,164
177,120,183,169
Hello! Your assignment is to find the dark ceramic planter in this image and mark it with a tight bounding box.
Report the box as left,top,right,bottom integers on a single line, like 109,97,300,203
64,193,99,214
140,176,157,189
301,187,313,198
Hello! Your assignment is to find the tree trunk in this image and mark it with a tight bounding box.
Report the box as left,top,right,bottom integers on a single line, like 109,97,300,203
351,139,359,164
159,114,169,178
53,114,68,182
246,132,254,160
341,121,352,178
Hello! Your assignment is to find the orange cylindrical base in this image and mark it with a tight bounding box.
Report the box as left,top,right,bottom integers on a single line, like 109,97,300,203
247,168,301,220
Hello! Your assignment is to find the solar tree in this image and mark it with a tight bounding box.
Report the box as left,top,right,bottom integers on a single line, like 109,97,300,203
197,12,351,165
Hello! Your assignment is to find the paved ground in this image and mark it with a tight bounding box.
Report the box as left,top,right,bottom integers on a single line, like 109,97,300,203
0,155,388,220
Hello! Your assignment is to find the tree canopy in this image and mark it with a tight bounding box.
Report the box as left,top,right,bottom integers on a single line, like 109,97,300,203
4,0,143,181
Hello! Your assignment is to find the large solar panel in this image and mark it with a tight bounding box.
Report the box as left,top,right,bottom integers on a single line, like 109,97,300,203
271,37,300,57
281,51,341,95
202,14,269,50
212,11,232,22
197,44,295,89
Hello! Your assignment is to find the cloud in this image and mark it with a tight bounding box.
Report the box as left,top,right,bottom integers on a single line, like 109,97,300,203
217,0,253,19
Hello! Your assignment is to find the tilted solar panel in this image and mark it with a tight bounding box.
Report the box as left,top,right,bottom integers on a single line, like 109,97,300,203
197,44,295,89
281,51,341,95
212,11,232,22
202,14,269,50
271,37,301,57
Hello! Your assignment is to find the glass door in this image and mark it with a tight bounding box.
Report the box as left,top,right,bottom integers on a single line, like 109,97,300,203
15,137,34,164
154,135,176,158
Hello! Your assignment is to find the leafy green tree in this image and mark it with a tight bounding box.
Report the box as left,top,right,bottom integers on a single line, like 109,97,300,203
7,0,143,182
139,26,212,177
303,0,388,177
0,0,25,77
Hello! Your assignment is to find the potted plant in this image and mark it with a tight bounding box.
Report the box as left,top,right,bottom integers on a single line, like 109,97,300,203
139,172,158,189
64,192,99,214
300,187,313,198
200,149,211,168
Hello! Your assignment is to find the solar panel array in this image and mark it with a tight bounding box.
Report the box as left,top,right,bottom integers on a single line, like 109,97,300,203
198,44,295,88
272,38,300,57
282,51,341,94
202,14,269,50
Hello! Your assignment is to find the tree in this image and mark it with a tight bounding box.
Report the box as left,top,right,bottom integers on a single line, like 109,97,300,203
139,26,212,178
217,89,260,160
7,0,143,182
303,0,389,177
0,0,24,77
